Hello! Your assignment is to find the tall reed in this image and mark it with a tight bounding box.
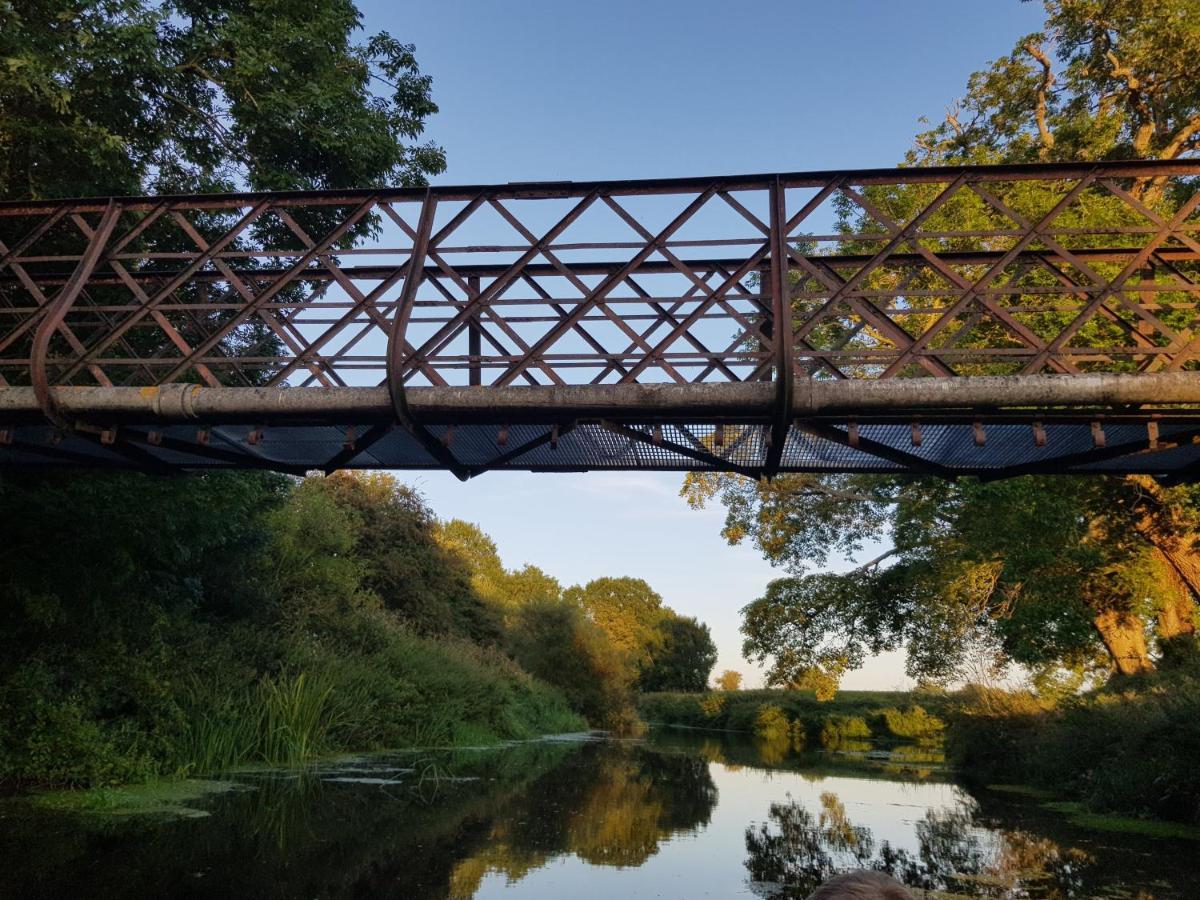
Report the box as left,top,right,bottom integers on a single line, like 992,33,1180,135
175,669,346,774
256,670,338,766
174,679,258,776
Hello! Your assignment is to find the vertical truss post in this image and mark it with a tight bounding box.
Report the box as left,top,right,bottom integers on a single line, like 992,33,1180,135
764,177,794,477
468,275,482,387
387,190,469,480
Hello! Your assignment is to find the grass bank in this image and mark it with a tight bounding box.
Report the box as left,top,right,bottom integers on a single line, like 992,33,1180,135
644,681,1200,827
172,621,587,776
0,612,585,788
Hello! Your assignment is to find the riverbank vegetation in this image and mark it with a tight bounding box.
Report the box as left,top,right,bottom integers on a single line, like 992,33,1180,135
646,677,1200,825
949,672,1200,825
0,471,715,788
640,689,948,747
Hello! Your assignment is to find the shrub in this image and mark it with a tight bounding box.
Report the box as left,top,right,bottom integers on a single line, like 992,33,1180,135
754,704,790,740
819,715,871,747
947,678,1200,825
507,597,635,730
0,657,167,787
698,693,726,719
878,705,946,742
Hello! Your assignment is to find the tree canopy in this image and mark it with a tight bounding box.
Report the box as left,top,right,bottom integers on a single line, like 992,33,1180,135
435,520,563,614
716,670,743,692
0,0,445,200
637,615,718,693
566,577,667,676
912,0,1200,169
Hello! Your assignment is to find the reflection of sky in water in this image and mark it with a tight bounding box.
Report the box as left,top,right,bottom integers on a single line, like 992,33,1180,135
471,766,979,899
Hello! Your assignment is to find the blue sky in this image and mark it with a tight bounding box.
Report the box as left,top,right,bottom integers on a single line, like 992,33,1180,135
356,0,1047,688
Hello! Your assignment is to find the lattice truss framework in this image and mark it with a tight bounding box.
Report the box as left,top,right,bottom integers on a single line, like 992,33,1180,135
1,160,1200,478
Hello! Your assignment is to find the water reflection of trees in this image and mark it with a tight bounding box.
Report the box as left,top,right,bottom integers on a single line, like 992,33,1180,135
449,744,718,895
1,741,716,900
745,794,1093,899
745,792,874,894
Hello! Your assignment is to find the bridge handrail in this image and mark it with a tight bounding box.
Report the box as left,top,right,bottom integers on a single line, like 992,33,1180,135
1,158,1197,214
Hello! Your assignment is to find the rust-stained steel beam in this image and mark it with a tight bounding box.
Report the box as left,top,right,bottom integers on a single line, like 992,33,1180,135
4,374,1200,425
2,158,1197,215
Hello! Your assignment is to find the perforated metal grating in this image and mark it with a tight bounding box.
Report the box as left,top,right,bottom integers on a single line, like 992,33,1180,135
4,418,1197,479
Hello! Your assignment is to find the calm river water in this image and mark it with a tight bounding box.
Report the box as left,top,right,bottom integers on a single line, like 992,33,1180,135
1,729,1196,898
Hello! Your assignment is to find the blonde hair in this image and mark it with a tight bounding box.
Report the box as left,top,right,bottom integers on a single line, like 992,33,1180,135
805,871,915,900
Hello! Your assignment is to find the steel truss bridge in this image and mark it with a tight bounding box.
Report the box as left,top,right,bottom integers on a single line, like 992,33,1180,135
2,159,1200,480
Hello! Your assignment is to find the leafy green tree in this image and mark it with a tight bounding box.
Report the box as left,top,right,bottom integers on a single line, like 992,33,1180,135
706,471,1200,686
262,476,376,636
433,519,644,724
436,519,563,613
716,670,743,692
309,473,497,642
0,0,444,199
566,577,667,677
0,470,285,649
688,0,1200,689
638,614,718,693
508,597,634,729
912,0,1200,174
0,470,286,782
1,1,447,373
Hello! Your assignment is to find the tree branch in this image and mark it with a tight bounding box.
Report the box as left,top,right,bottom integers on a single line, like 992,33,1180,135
1104,46,1157,157
794,487,888,504
854,548,897,573
1023,40,1056,158
1160,109,1200,160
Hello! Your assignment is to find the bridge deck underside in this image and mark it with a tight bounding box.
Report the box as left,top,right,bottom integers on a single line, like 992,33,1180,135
3,417,1197,480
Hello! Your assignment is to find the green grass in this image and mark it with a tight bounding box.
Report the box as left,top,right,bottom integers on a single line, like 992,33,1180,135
948,675,1200,827
985,783,1059,800
173,669,353,775
1040,801,1200,841
256,671,340,766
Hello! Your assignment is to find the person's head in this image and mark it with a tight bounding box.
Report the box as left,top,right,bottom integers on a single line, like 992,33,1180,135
805,870,915,900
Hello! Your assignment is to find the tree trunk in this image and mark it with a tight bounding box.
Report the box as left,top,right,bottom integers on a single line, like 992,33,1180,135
1151,534,1200,604
1128,475,1200,640
1093,608,1154,676
1129,476,1200,590
1153,547,1197,642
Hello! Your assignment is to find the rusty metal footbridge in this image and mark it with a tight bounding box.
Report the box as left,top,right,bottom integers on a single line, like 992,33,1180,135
2,159,1200,480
